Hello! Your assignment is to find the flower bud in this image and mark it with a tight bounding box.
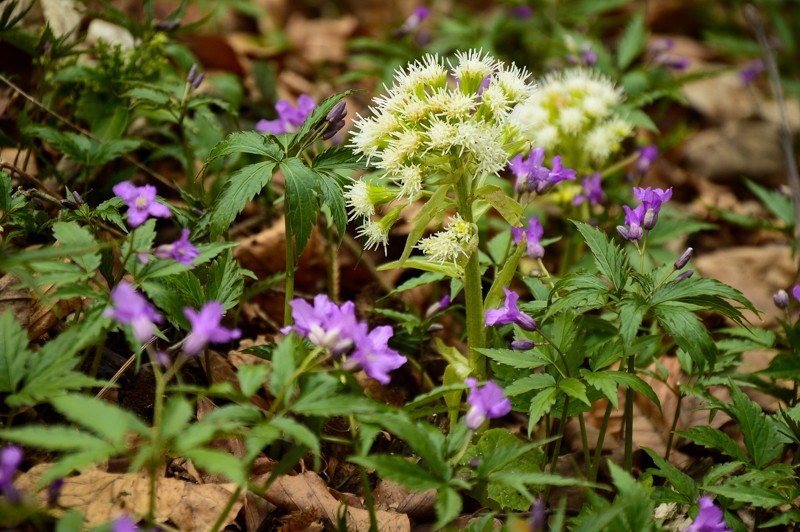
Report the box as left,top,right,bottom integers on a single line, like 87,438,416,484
326,101,347,125
72,190,84,205
190,71,205,91
425,294,451,318
47,478,64,506
674,269,694,283
155,19,180,32
60,199,79,209
674,247,693,270
773,289,789,309
186,64,198,85
642,208,658,230
510,339,536,350
531,497,547,532
616,224,643,242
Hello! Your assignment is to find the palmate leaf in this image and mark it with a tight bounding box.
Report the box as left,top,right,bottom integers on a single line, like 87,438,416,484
0,310,31,393
727,385,788,468
642,448,698,502
573,221,629,291
677,426,748,462
648,276,757,326
316,169,348,240
209,161,277,237
652,302,716,371
52,221,101,274
206,130,284,162
50,395,149,448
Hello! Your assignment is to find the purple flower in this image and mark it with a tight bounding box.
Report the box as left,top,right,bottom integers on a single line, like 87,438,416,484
111,515,139,532
685,497,731,532
651,40,689,71
426,294,451,317
636,145,658,175
617,204,645,241
510,339,536,350
465,378,511,429
47,478,63,506
542,156,577,192
573,172,605,206
398,5,430,33
113,182,171,228
347,325,408,384
1,445,22,504
633,186,672,229
104,281,163,343
510,216,545,259
740,59,764,85
791,285,800,302
183,301,241,356
509,6,533,18
256,94,315,135
774,289,789,309
581,43,598,66
153,228,199,266
510,148,550,193
530,497,546,532
485,287,537,331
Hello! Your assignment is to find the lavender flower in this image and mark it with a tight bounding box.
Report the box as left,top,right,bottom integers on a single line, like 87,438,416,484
256,95,315,135
674,269,694,283
674,247,693,270
47,478,64,506
581,43,598,66
485,287,537,331
541,156,577,192
113,182,171,228
509,6,533,17
774,289,790,309
510,148,550,194
398,5,430,34
425,294,451,317
153,228,199,266
530,497,547,532
0,445,22,503
790,285,800,302
651,40,690,71
510,339,536,350
633,186,672,230
636,145,658,175
104,281,163,343
347,325,408,384
510,216,545,259
110,515,139,532
573,172,604,206
282,295,360,355
617,204,646,242
183,302,241,356
465,378,511,429
740,59,764,85
685,497,731,532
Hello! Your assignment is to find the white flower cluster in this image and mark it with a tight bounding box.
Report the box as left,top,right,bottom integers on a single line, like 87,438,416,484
417,214,477,264
350,49,534,196
510,69,633,169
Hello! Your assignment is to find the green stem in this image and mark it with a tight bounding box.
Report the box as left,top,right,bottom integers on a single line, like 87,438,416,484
624,354,635,473
284,213,296,327
589,400,613,483
578,412,590,476
454,175,485,378
209,485,242,532
148,349,166,524
664,388,683,461
544,396,570,502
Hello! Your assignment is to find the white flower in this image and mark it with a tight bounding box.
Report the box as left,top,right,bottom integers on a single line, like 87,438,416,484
357,219,390,254
393,165,424,200
344,180,374,220
417,214,475,263
450,49,499,88
559,107,585,134
480,84,512,117
494,63,535,103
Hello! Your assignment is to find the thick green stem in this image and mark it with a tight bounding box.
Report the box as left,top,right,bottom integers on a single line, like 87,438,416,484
284,214,296,327
589,400,613,482
624,355,635,472
455,177,485,379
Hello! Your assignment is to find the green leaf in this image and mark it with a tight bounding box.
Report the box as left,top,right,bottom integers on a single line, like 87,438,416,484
618,294,648,347
3,426,113,451
206,131,283,162
210,161,277,236
483,239,525,312
52,222,101,273
728,385,786,468
617,9,646,70
475,184,522,226
704,484,788,509
559,377,591,406
294,90,357,143
642,448,697,501
50,395,149,448
649,277,756,326
389,272,446,296
183,448,247,485
582,371,660,411
237,364,268,398
0,310,30,393
316,170,348,239
121,219,156,276
677,426,748,462
528,387,558,435
351,455,442,491
271,417,321,457
161,395,194,443
206,250,247,311
312,146,366,171
280,157,320,259
124,86,171,106
573,221,628,291
434,487,462,529
475,348,549,370
269,334,296,399
653,302,716,370
505,374,557,396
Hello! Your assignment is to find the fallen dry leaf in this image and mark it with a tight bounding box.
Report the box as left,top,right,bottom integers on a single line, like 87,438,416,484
15,465,243,530
262,471,410,531
373,479,436,521
285,15,358,65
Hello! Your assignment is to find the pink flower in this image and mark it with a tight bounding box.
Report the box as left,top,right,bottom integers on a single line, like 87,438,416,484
485,287,537,331
510,216,545,259
465,378,511,429
183,302,241,355
104,281,162,343
685,497,731,532
154,228,199,266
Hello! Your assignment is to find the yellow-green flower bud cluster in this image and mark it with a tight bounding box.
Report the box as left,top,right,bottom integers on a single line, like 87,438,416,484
417,214,478,264
510,69,633,169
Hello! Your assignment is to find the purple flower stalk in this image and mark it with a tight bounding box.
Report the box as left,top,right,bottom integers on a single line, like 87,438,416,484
465,378,511,429
183,301,241,356
740,59,764,85
284,295,408,384
685,497,731,532
0,445,22,503
113,182,171,228
485,287,537,331
574,172,605,206
105,281,163,343
153,228,200,266
636,145,658,175
510,216,545,259
256,94,315,135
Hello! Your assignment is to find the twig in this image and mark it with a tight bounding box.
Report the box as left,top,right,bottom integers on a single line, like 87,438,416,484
744,5,800,260
0,161,59,197
0,73,180,193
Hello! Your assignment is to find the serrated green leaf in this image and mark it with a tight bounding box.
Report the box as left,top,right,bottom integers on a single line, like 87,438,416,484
704,484,788,509
434,487,462,529
475,184,522,226
351,455,442,491
379,257,461,278
617,9,646,70
50,395,149,448
475,348,549,370
618,294,648,346
316,170,347,239
573,221,628,291
161,395,194,443
649,276,756,326
311,146,366,171
653,302,716,370
206,250,246,311
206,131,283,162
559,377,590,406
210,161,277,236
505,374,556,396
0,310,30,393
3,426,113,451
729,385,786,468
124,86,171,106
237,364,268,398
389,272,446,296
271,417,320,457
642,448,697,501
269,335,296,400
677,426,748,462
281,157,320,259
583,371,660,411
52,222,101,273
528,387,558,435
183,448,247,485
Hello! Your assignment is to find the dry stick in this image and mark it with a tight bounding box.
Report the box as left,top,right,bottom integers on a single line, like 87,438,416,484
744,5,800,259
0,74,180,193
